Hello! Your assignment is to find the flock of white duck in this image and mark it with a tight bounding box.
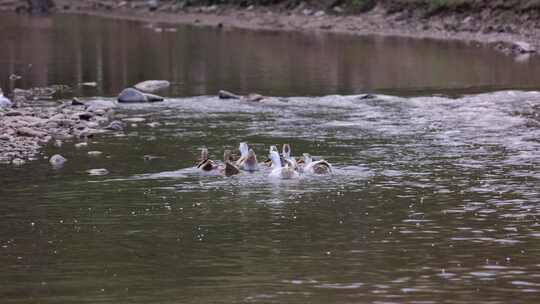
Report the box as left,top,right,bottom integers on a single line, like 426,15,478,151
196,142,333,179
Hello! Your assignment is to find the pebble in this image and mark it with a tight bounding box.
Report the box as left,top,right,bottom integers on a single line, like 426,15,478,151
87,168,109,176
49,154,67,167
12,158,25,166
122,117,146,123
88,151,103,157
314,10,325,17
75,142,88,148
17,127,47,138
105,121,124,131
71,97,85,106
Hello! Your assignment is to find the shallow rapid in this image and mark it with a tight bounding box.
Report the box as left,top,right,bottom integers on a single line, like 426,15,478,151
2,91,540,303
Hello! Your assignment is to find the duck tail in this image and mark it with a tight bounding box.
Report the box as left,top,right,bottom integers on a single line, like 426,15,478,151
239,142,249,158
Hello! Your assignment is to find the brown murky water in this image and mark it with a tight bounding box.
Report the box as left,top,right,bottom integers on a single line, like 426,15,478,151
1,12,540,304
2,13,540,97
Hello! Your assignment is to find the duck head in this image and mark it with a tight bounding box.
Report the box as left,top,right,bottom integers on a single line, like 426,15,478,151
302,153,313,165
223,149,233,162
245,149,258,166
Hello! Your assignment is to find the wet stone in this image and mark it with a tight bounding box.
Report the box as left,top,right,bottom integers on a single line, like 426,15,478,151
87,168,109,176
88,151,102,157
134,80,170,92
118,88,148,103
49,154,67,167
218,90,241,100
105,121,124,131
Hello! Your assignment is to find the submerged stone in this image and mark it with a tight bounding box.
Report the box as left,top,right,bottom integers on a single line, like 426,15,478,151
218,90,241,99
134,80,170,92
87,168,109,176
244,93,264,102
12,158,25,166
144,93,165,102
105,120,124,131
88,151,103,157
49,154,67,167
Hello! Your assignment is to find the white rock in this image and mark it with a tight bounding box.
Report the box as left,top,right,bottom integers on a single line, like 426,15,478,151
88,151,102,157
514,41,536,53
49,154,67,167
87,168,109,176
12,158,25,166
314,10,325,17
302,9,313,16
75,142,88,148
122,117,146,123
134,80,170,92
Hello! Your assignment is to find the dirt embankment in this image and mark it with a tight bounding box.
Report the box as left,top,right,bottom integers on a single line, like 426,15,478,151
3,0,539,55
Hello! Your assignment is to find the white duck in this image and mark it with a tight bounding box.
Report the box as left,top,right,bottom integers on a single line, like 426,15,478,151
0,89,12,108
264,145,279,167
302,153,333,175
282,143,298,169
268,151,299,179
236,142,258,171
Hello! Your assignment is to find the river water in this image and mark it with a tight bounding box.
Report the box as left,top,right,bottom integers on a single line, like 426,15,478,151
1,12,540,304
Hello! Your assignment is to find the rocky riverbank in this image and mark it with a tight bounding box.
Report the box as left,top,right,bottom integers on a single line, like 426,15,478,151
4,0,538,57
0,88,121,166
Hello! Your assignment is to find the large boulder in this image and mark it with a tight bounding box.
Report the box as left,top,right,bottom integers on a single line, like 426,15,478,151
134,80,170,92
118,88,164,103
118,88,148,103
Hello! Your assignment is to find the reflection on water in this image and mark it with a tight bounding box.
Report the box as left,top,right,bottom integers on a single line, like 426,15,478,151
3,13,540,97
2,90,540,303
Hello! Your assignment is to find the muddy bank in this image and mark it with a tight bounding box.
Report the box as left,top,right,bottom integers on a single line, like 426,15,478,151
5,0,537,56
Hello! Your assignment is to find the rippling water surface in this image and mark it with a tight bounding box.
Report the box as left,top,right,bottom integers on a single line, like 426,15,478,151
2,12,540,304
